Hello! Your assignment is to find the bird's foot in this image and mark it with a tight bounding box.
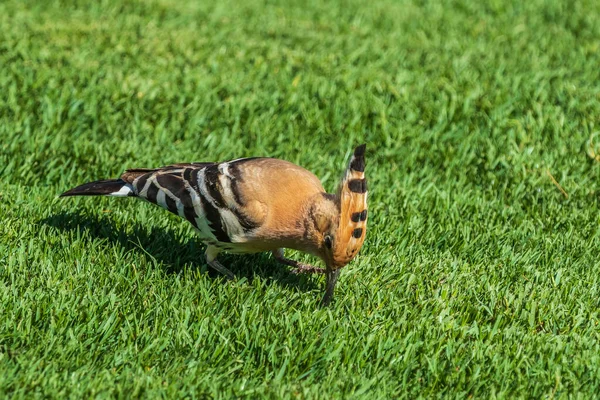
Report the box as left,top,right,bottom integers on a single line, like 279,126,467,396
207,259,235,280
272,248,325,274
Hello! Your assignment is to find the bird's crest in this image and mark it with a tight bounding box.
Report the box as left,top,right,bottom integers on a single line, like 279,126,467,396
332,144,368,267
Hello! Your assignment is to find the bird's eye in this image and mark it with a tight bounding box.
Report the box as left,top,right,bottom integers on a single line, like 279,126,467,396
324,235,333,249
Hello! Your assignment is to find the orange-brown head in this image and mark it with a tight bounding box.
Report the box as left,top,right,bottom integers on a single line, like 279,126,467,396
310,144,368,304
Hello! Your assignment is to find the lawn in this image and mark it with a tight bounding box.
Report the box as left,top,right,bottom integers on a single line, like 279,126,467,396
1,0,600,397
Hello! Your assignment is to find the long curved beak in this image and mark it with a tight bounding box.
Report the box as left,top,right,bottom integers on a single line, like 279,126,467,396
321,268,341,306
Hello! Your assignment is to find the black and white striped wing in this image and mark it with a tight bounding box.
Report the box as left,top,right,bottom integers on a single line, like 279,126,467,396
127,162,261,244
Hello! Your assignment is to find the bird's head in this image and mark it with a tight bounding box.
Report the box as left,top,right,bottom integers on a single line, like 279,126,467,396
310,144,368,305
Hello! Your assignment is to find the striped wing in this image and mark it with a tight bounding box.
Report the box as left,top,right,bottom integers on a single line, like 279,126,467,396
123,161,262,244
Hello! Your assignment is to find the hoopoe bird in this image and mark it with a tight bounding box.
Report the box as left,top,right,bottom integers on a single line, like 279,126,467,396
61,144,368,305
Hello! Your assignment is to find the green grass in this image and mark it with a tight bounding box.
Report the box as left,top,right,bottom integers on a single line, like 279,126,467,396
1,0,600,397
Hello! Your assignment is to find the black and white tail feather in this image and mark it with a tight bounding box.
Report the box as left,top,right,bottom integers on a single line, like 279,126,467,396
60,179,135,197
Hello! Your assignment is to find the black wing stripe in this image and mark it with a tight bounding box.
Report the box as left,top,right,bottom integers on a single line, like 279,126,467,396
196,168,232,242
134,173,151,195
199,194,230,242
179,186,199,229
162,170,201,229
204,166,227,208
145,181,159,203
183,168,194,186
217,162,259,231
156,174,186,197
184,210,199,229
178,183,195,210
189,168,202,193
165,195,177,214
228,163,245,206
234,210,260,231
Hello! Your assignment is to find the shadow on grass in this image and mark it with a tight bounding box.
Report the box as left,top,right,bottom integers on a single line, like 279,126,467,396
41,211,319,292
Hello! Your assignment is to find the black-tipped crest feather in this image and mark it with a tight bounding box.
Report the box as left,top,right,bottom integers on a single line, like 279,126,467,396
350,144,366,172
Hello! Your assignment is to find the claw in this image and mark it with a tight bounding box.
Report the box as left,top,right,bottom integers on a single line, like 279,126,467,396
208,259,235,279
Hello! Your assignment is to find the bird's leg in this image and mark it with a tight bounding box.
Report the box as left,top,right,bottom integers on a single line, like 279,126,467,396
205,245,235,279
272,248,325,274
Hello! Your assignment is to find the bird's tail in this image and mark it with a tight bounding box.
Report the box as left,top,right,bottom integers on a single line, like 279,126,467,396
60,179,135,197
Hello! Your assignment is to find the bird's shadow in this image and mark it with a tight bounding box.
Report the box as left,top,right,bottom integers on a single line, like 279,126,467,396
41,211,319,292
